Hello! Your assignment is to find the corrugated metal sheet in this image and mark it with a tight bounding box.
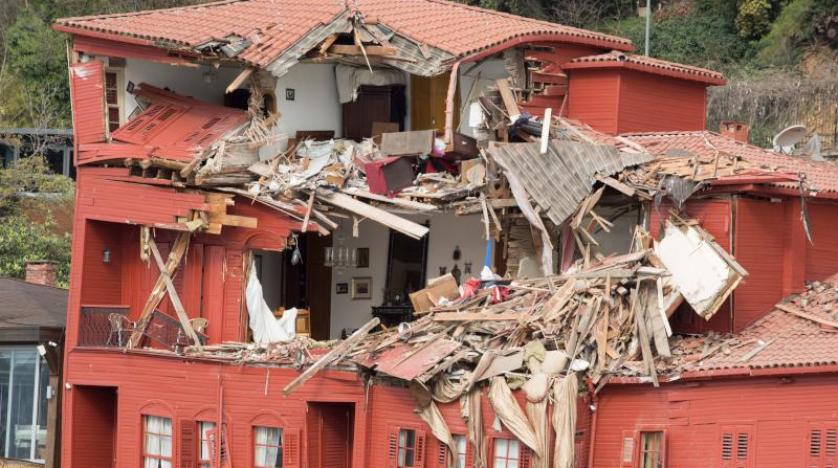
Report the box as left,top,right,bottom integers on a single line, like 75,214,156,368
489,139,651,225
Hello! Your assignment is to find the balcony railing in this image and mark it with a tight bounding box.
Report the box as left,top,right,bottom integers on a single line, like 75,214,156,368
78,306,206,351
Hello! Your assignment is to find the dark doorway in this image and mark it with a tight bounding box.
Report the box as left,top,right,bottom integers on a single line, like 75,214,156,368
253,232,332,340
341,85,406,141
384,229,429,305
71,385,117,468
307,402,354,468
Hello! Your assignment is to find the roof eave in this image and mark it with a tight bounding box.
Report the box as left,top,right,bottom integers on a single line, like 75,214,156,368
563,60,726,86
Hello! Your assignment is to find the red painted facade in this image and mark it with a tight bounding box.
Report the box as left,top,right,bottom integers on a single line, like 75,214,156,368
57,13,838,468
566,68,709,134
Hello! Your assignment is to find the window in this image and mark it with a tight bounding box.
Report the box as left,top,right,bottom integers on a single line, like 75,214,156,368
721,425,752,468
104,68,124,134
453,434,467,468
254,426,282,468
808,424,837,468
639,431,664,468
398,429,417,467
493,438,520,468
143,415,172,468
0,348,50,462
199,421,215,468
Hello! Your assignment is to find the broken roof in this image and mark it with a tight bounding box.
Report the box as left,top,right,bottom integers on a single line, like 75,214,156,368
668,275,838,376
623,131,838,197
563,51,726,85
54,0,633,69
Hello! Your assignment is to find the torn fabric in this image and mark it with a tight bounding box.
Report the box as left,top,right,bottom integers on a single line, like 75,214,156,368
246,260,296,344
488,377,541,457
412,381,457,467
551,373,578,468
461,388,487,468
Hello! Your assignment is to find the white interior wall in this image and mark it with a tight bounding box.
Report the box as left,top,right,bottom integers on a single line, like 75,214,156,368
273,63,342,140
457,59,509,137
328,212,489,338
123,59,239,115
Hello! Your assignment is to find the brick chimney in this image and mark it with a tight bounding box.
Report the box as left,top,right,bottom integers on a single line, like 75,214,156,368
25,261,58,287
720,121,750,143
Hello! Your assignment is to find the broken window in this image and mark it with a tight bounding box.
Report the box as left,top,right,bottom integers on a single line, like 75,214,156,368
639,431,664,468
143,415,172,468
398,429,417,467
198,421,215,468
493,437,520,468
254,426,282,468
105,68,124,134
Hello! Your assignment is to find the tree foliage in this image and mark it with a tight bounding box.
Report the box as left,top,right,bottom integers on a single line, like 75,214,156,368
0,156,74,286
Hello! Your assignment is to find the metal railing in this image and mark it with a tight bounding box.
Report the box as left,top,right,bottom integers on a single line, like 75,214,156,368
78,306,206,351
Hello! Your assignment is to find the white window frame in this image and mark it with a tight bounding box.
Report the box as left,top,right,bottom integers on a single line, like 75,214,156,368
0,346,47,463
104,65,126,136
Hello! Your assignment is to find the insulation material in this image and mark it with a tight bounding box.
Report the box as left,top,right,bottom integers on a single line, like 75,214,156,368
654,220,747,320
551,373,577,468
488,377,541,456
415,398,457,467
245,261,296,344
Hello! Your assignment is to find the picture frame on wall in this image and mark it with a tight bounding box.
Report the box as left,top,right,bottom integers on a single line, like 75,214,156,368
336,282,349,295
351,277,372,300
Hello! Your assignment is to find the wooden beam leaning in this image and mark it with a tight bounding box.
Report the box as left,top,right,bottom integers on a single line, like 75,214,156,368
282,317,379,396
147,237,203,349
128,230,191,348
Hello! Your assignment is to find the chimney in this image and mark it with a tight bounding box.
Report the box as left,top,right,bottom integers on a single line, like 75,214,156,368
720,121,750,143
25,261,58,287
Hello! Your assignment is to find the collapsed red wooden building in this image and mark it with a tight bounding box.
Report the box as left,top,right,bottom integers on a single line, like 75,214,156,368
53,1,838,467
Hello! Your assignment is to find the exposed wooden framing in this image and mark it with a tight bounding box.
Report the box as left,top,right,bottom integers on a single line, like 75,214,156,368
318,34,339,55
128,230,191,348
327,44,397,57
341,187,438,212
147,237,202,349
495,78,521,120
225,67,254,94
282,317,379,396
318,191,429,239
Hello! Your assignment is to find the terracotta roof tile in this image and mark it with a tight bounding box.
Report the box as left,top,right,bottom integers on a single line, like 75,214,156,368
55,0,633,68
671,276,838,373
622,131,838,196
563,50,725,85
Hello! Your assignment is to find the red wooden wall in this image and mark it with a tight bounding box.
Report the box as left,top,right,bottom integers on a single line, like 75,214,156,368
592,374,838,467
566,68,708,135
616,70,707,133
70,385,116,468
566,69,621,133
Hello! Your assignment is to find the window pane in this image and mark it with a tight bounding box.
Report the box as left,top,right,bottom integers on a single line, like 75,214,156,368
35,357,48,461
455,435,467,468
404,447,414,466
508,439,519,460
9,351,37,459
495,438,508,458
255,445,267,465
200,422,215,461
0,349,11,457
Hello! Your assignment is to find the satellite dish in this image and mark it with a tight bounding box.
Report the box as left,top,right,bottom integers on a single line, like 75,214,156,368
772,125,807,154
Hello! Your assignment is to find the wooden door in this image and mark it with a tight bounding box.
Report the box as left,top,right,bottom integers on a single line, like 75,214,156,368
305,233,332,340
410,72,459,133
307,403,354,468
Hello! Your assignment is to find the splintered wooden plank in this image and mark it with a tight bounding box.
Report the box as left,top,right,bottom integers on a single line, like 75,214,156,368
495,78,521,120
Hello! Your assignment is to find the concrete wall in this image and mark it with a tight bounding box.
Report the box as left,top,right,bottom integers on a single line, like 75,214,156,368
329,212,489,338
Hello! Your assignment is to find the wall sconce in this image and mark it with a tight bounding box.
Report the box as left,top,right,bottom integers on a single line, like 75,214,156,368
102,247,111,264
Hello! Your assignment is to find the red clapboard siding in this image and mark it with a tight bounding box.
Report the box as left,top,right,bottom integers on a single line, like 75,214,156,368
566,68,620,134
69,385,116,468
616,70,708,133
592,375,838,467
805,202,838,282
69,61,106,156
733,198,785,331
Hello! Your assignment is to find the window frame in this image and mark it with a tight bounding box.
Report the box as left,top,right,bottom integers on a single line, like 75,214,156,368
491,436,522,468
252,425,283,468
620,426,668,468
638,430,666,468
103,65,125,137
198,420,216,468
142,414,174,467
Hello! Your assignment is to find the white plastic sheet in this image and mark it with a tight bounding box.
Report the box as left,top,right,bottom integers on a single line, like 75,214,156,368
246,261,296,345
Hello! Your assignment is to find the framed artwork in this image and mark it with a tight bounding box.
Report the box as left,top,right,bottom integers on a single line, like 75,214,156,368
356,248,370,268
351,277,372,300
336,282,349,295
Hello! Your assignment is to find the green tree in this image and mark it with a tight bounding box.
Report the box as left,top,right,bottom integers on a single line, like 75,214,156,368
0,155,73,287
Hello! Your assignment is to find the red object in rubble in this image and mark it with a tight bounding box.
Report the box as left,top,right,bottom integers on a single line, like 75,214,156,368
364,156,415,196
